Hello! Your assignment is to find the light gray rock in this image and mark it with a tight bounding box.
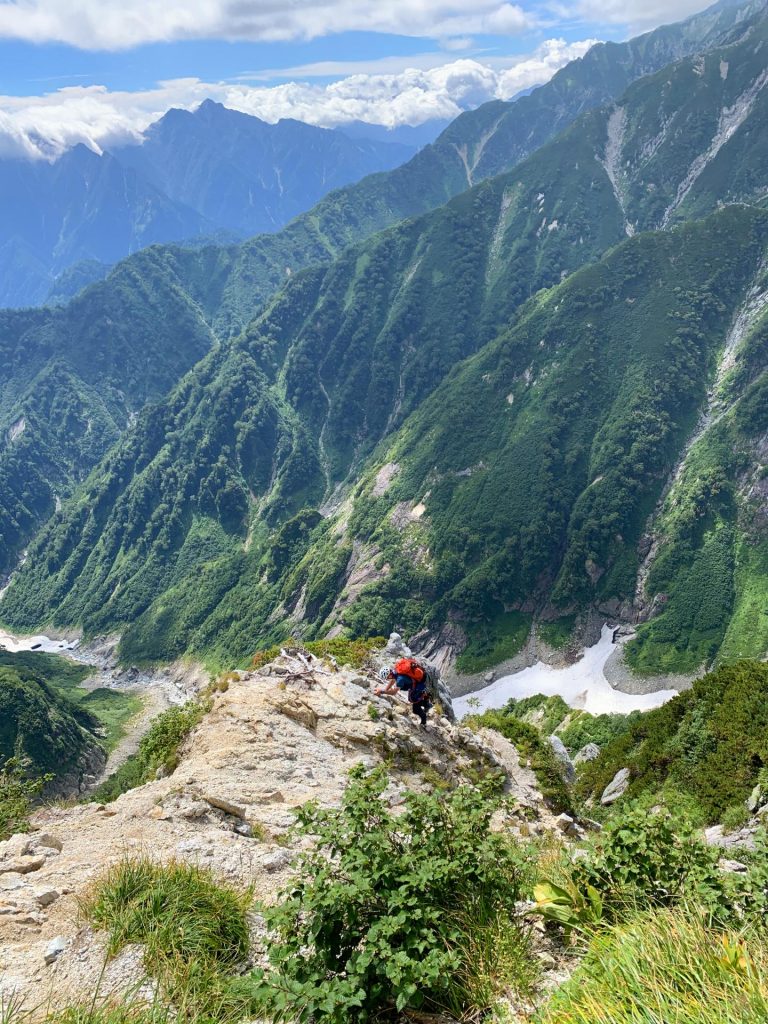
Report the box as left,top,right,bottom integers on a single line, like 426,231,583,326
574,743,601,765
44,937,67,965
748,784,763,813
32,833,63,853
261,849,292,873
600,768,631,805
203,794,247,819
719,858,748,873
548,735,576,784
0,855,46,875
704,825,757,851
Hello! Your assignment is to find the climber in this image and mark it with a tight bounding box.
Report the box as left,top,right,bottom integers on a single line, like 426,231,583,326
375,657,432,729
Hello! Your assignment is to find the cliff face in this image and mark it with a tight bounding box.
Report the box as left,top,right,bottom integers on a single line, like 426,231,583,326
0,652,559,1007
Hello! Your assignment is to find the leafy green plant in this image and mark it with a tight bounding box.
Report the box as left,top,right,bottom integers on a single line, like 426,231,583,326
532,879,603,933
0,756,52,840
573,805,727,920
244,765,534,1022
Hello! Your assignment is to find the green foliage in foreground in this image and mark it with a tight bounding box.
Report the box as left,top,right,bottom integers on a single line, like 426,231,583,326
578,660,768,823
243,765,535,1023
468,708,575,815
91,700,210,803
0,756,52,841
84,858,251,1021
538,907,768,1024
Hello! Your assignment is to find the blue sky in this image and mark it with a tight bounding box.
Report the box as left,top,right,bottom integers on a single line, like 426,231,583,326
0,0,717,158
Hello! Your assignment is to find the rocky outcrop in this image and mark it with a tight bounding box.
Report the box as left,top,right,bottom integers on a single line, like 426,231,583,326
0,651,559,1007
574,743,601,765
600,768,631,805
548,736,576,784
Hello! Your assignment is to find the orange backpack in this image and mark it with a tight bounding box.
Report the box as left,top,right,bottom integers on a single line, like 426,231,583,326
394,657,425,682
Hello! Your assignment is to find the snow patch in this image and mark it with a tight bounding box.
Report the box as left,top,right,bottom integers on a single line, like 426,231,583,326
454,626,677,718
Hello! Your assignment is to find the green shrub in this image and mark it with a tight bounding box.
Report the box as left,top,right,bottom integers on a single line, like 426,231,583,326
90,700,209,803
537,908,768,1023
577,661,768,823
244,765,534,1022
573,805,727,921
468,708,575,815
0,756,52,840
83,858,251,1021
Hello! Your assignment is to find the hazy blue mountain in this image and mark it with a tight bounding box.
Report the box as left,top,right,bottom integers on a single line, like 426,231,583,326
0,109,414,309
0,146,209,308
113,101,415,240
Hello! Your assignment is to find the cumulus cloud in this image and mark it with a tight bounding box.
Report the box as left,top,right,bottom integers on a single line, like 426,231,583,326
0,0,534,49
0,38,598,160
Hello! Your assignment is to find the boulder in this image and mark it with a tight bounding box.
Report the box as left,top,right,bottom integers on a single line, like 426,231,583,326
574,743,601,765
548,736,576,784
44,937,67,965
600,768,631,805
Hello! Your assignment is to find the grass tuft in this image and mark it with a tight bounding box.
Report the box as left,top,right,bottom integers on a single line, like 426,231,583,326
82,858,251,1021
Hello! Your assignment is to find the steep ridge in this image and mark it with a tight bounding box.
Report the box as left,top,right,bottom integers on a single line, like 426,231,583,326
0,250,221,578
0,652,558,1004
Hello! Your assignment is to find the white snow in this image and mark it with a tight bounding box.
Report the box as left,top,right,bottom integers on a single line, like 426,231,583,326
0,629,79,654
454,625,677,719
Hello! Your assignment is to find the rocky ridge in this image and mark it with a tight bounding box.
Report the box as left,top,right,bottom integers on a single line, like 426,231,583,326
0,650,568,1009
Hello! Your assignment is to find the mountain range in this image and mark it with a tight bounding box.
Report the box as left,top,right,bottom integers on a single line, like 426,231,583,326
1,0,768,685
0,105,414,309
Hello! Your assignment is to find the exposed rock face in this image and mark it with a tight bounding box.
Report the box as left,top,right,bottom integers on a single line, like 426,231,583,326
574,743,601,765
0,653,557,1006
548,736,576,784
600,767,631,805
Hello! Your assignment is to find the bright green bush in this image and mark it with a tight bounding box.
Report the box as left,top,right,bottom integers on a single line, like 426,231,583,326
244,765,534,1022
572,805,727,921
578,661,768,823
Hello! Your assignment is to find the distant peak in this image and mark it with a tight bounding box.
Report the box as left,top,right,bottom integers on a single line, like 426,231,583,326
197,98,225,116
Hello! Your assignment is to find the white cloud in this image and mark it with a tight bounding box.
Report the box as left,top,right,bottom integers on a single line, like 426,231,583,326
0,0,534,49
551,0,714,33
0,38,598,159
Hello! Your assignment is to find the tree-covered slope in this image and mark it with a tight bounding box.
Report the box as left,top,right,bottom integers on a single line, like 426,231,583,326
0,250,219,577
0,0,762,583
0,650,105,789
577,659,768,823
4,4,768,670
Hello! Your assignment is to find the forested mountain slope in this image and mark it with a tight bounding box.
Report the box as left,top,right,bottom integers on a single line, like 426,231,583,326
1,1,757,592
6,21,768,672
